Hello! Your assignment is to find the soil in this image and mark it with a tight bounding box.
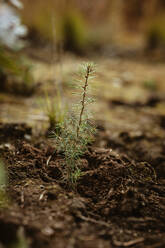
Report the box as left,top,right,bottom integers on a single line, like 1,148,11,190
0,56,165,248
0,108,165,248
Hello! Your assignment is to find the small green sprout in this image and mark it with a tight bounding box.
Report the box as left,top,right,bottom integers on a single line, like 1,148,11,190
143,79,157,91
0,160,8,207
11,227,29,248
41,90,67,132
54,62,96,187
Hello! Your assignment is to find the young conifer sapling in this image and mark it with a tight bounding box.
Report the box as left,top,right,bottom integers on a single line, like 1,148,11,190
54,62,96,187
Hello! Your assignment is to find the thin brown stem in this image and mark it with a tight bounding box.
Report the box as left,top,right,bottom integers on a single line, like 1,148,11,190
76,65,90,138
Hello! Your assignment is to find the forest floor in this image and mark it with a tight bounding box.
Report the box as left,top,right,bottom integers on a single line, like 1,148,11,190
0,52,165,248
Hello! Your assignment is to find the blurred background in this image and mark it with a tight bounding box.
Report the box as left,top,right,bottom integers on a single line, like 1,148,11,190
1,0,165,127
21,0,165,57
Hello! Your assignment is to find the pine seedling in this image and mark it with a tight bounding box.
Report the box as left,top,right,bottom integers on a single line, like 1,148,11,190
54,62,96,187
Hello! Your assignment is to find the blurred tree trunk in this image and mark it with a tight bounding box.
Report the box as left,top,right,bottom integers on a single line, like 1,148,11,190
123,0,163,31
108,0,124,42
123,0,144,31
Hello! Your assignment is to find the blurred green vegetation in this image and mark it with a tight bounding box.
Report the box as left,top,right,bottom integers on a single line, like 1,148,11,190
143,79,158,91
0,160,8,208
0,47,34,96
10,227,29,248
20,0,165,54
0,47,21,76
21,0,114,54
60,10,88,52
22,1,89,52
40,90,67,132
147,14,165,50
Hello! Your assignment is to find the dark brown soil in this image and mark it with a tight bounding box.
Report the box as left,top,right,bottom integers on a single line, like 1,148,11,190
0,107,165,248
